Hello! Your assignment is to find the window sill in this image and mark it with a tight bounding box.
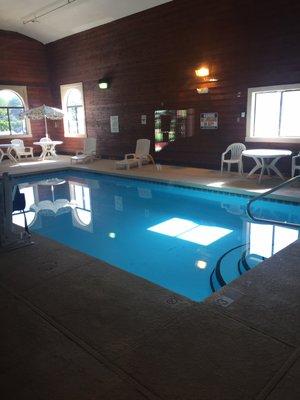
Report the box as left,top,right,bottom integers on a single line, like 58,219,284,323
64,134,87,138
0,134,32,140
245,137,300,144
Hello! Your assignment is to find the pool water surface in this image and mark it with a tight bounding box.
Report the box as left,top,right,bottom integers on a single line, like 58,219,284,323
14,170,300,301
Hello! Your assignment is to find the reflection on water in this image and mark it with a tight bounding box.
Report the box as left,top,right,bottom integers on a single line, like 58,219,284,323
248,223,298,258
69,181,92,228
148,217,233,246
13,171,300,301
13,179,92,230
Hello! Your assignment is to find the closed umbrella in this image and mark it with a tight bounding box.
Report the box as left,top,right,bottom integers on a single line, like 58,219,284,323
20,105,64,139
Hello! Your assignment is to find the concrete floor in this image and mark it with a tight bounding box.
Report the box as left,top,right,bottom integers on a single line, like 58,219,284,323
0,156,299,399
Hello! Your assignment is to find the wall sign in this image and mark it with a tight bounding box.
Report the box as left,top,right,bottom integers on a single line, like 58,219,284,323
110,116,119,133
200,112,218,129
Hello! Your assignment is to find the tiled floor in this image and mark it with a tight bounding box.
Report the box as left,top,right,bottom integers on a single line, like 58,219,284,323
0,155,299,399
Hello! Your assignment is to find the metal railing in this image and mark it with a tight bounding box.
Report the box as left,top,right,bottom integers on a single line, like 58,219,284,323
246,175,300,228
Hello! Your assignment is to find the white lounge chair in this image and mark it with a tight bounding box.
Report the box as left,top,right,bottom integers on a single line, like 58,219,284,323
116,139,151,170
11,139,34,161
71,138,97,164
291,153,300,177
221,143,246,174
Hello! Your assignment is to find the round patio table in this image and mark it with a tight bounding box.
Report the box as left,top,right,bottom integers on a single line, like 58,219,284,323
33,141,63,160
0,144,18,163
242,149,292,183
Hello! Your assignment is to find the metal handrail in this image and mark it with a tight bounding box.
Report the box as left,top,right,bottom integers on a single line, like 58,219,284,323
246,175,300,228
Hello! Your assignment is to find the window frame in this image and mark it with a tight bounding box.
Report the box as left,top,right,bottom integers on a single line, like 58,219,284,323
246,83,300,143
60,82,86,138
0,85,31,139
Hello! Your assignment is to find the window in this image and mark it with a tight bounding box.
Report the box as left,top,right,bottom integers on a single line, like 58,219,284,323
60,83,86,137
0,86,29,137
246,83,300,142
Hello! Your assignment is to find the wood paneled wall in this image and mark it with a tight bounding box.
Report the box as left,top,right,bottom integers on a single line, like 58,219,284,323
2,0,300,171
0,30,53,146
46,0,300,170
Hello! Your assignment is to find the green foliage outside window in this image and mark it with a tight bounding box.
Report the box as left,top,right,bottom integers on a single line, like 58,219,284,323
0,89,26,135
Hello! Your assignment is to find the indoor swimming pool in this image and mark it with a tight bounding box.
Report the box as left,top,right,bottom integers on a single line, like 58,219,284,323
13,170,300,301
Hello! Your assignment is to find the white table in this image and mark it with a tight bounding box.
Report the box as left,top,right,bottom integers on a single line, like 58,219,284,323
33,141,63,160
242,149,292,183
0,144,18,163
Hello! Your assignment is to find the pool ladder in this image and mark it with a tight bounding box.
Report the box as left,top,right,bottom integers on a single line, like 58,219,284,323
246,175,300,228
210,175,300,292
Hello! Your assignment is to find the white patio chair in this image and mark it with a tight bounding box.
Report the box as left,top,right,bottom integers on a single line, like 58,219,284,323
221,143,246,174
116,139,151,170
71,137,97,164
291,152,300,177
11,139,34,160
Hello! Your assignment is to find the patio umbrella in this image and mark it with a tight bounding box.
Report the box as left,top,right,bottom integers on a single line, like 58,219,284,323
30,199,74,217
31,178,76,216
20,105,64,139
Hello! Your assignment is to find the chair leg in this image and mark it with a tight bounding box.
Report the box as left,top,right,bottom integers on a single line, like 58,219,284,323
238,160,243,175
228,163,231,172
221,161,224,175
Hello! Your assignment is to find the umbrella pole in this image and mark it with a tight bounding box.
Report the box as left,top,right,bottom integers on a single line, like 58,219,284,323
44,115,49,139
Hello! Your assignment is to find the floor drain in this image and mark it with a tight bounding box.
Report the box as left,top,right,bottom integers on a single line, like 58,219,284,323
215,295,234,308
166,296,178,304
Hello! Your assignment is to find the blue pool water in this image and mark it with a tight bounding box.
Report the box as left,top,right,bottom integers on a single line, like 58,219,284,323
14,170,300,301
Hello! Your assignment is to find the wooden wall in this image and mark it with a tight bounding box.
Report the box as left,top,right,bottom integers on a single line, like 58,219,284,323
0,30,53,147
46,0,300,170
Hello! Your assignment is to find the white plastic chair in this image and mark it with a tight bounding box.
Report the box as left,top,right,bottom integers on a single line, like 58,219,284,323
11,139,34,160
116,139,151,170
291,153,300,177
71,138,97,164
221,143,246,174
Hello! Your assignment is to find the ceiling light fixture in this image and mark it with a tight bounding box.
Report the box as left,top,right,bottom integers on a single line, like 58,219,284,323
22,0,77,25
195,65,219,86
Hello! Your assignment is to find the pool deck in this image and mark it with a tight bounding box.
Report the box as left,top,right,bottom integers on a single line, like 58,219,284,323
0,156,299,399
1,155,300,199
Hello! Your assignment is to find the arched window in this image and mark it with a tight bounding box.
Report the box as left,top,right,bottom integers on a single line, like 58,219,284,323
0,89,27,136
60,83,86,137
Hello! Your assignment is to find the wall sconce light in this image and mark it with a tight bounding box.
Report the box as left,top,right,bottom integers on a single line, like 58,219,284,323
195,66,210,78
98,79,110,89
196,87,209,94
195,65,218,82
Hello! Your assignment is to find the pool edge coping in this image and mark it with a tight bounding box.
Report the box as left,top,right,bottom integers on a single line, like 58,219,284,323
4,164,300,204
